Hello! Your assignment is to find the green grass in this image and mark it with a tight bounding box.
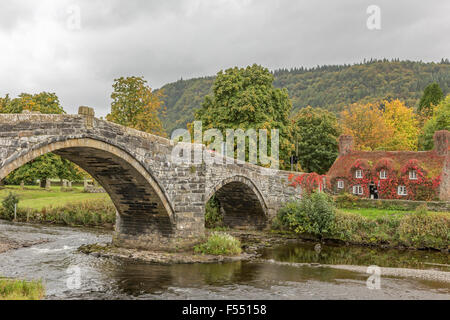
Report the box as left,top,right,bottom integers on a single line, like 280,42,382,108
0,185,110,210
0,278,45,300
194,232,242,256
341,207,449,220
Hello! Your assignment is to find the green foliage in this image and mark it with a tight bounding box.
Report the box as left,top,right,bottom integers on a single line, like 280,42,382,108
418,95,450,150
0,92,64,114
1,192,19,219
205,196,223,229
194,232,242,256
107,76,166,137
0,278,44,300
161,60,450,134
5,153,83,185
334,193,360,209
292,106,340,173
415,204,428,216
195,64,294,168
276,192,336,238
397,212,449,249
418,83,444,119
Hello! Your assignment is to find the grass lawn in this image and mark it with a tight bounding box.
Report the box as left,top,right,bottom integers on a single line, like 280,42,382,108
341,207,450,219
0,278,44,300
0,185,110,210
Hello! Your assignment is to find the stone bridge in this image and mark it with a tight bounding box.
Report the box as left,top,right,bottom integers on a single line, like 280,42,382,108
0,107,298,250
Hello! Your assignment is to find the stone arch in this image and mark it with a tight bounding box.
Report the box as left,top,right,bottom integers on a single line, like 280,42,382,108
206,175,268,230
0,138,176,246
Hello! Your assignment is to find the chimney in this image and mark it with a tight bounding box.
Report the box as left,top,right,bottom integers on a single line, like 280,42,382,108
339,135,354,156
434,130,450,156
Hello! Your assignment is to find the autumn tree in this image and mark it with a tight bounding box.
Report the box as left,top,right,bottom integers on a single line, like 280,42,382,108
381,99,419,151
418,95,450,150
340,102,391,151
107,76,166,137
292,107,340,174
417,83,444,121
195,64,294,168
340,100,418,151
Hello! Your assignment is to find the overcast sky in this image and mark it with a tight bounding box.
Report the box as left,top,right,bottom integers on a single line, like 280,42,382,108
1,0,449,117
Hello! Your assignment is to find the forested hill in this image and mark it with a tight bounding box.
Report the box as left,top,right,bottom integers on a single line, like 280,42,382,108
158,60,450,134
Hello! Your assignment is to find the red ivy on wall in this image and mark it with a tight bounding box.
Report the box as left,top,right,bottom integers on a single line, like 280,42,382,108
342,158,441,201
288,172,330,195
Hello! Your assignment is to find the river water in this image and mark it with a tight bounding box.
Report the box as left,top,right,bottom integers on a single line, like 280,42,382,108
0,220,448,300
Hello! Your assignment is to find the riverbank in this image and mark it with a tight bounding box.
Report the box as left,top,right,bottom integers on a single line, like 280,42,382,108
0,235,48,254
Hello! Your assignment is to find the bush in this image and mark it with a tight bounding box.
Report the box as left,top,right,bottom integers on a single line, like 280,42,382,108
334,192,359,209
398,213,449,249
275,192,336,238
194,232,242,256
1,192,19,219
205,196,223,229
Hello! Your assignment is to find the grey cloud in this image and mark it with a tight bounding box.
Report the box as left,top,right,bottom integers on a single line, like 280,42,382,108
0,0,448,117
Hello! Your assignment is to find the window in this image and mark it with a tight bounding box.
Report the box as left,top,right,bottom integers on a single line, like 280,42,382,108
337,180,344,189
398,186,407,196
380,170,387,179
352,185,363,195
355,170,363,179
409,170,417,180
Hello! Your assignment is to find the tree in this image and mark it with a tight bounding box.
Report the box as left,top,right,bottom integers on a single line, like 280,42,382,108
417,83,444,120
418,95,450,150
340,102,392,151
340,100,418,151
107,76,166,137
292,106,340,174
195,64,294,168
0,92,65,114
381,99,419,151
1,92,83,186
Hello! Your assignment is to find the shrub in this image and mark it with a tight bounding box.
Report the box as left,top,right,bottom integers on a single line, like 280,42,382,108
275,192,336,238
398,212,449,249
194,232,242,256
1,192,19,219
415,203,428,216
334,192,359,209
205,196,223,229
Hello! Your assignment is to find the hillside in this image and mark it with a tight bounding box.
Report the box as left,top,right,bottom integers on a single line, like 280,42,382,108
158,60,450,134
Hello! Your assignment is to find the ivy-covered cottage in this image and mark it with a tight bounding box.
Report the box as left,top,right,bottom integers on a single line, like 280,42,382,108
326,130,449,201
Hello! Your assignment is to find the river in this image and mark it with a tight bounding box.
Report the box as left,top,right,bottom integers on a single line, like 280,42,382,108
0,220,448,300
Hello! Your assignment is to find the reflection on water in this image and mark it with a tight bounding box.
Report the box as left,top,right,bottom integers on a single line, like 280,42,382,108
261,242,450,271
0,220,448,300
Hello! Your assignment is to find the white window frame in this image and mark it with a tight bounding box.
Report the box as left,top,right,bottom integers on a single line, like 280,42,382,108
337,180,344,189
409,170,417,180
355,170,363,179
379,170,387,179
352,185,363,195
398,185,407,196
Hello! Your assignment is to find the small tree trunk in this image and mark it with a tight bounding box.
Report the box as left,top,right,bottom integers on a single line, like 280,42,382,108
40,179,46,189
20,181,24,190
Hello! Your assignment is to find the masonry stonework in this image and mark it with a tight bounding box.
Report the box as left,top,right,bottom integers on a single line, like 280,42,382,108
0,108,298,249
